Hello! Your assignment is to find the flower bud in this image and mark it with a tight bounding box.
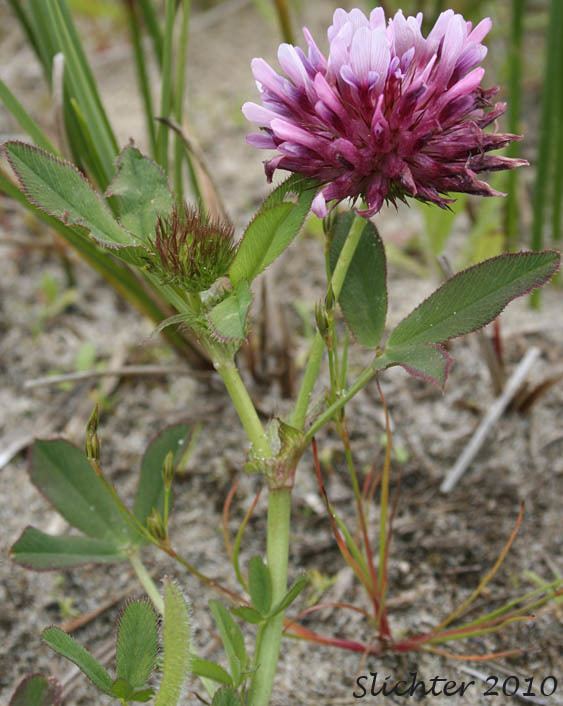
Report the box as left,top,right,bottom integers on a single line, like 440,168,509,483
147,508,167,542
162,450,175,489
324,285,335,312
151,203,237,293
315,302,330,339
85,405,100,461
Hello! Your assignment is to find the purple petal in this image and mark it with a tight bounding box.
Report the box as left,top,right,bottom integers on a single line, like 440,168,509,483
270,118,323,151
313,72,347,118
246,132,276,149
278,43,310,88
468,17,492,44
391,10,415,58
303,27,327,71
312,191,328,217
427,9,455,45
350,27,390,90
242,102,279,126
369,7,386,30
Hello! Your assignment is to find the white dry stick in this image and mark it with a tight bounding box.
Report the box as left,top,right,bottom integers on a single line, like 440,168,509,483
23,365,199,389
441,346,541,493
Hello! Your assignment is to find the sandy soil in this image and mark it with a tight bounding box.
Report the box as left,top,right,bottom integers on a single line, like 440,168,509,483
1,2,561,705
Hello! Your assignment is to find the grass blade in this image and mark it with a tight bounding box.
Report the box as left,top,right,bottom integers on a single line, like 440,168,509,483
138,0,164,68
530,0,563,306
44,0,118,187
6,0,42,69
156,0,176,170
505,0,525,249
57,0,117,145
27,0,59,79
552,0,563,244
123,0,157,155
173,0,191,203
0,79,58,153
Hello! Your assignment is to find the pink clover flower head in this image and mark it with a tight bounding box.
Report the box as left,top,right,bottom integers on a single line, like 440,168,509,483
243,7,527,217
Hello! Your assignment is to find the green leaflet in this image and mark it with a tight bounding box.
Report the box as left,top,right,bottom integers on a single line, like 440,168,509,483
207,281,253,343
42,627,114,695
381,344,452,389
191,658,233,686
133,423,192,524
154,580,191,706
209,600,247,687
229,175,317,284
29,439,142,546
388,252,560,348
110,679,154,703
212,687,243,706
268,575,309,617
248,556,273,616
9,675,62,706
230,606,264,624
10,528,123,570
106,144,174,241
4,142,130,246
329,212,387,347
116,600,159,689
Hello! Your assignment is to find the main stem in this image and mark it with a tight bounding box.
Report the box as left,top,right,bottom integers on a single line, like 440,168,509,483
217,216,368,705
213,355,291,706
214,356,271,458
249,489,291,705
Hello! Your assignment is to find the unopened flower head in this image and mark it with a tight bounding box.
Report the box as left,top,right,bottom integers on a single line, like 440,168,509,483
243,7,527,217
152,205,236,293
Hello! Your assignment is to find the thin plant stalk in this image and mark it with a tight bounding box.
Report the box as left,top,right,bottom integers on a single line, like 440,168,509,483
173,0,191,204
273,0,294,44
123,0,157,155
305,360,383,443
505,0,524,250
156,0,176,171
138,0,164,68
232,490,262,591
434,503,525,631
376,380,392,634
213,357,271,458
337,421,389,633
130,553,165,614
551,5,563,245
530,0,562,307
291,215,367,429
